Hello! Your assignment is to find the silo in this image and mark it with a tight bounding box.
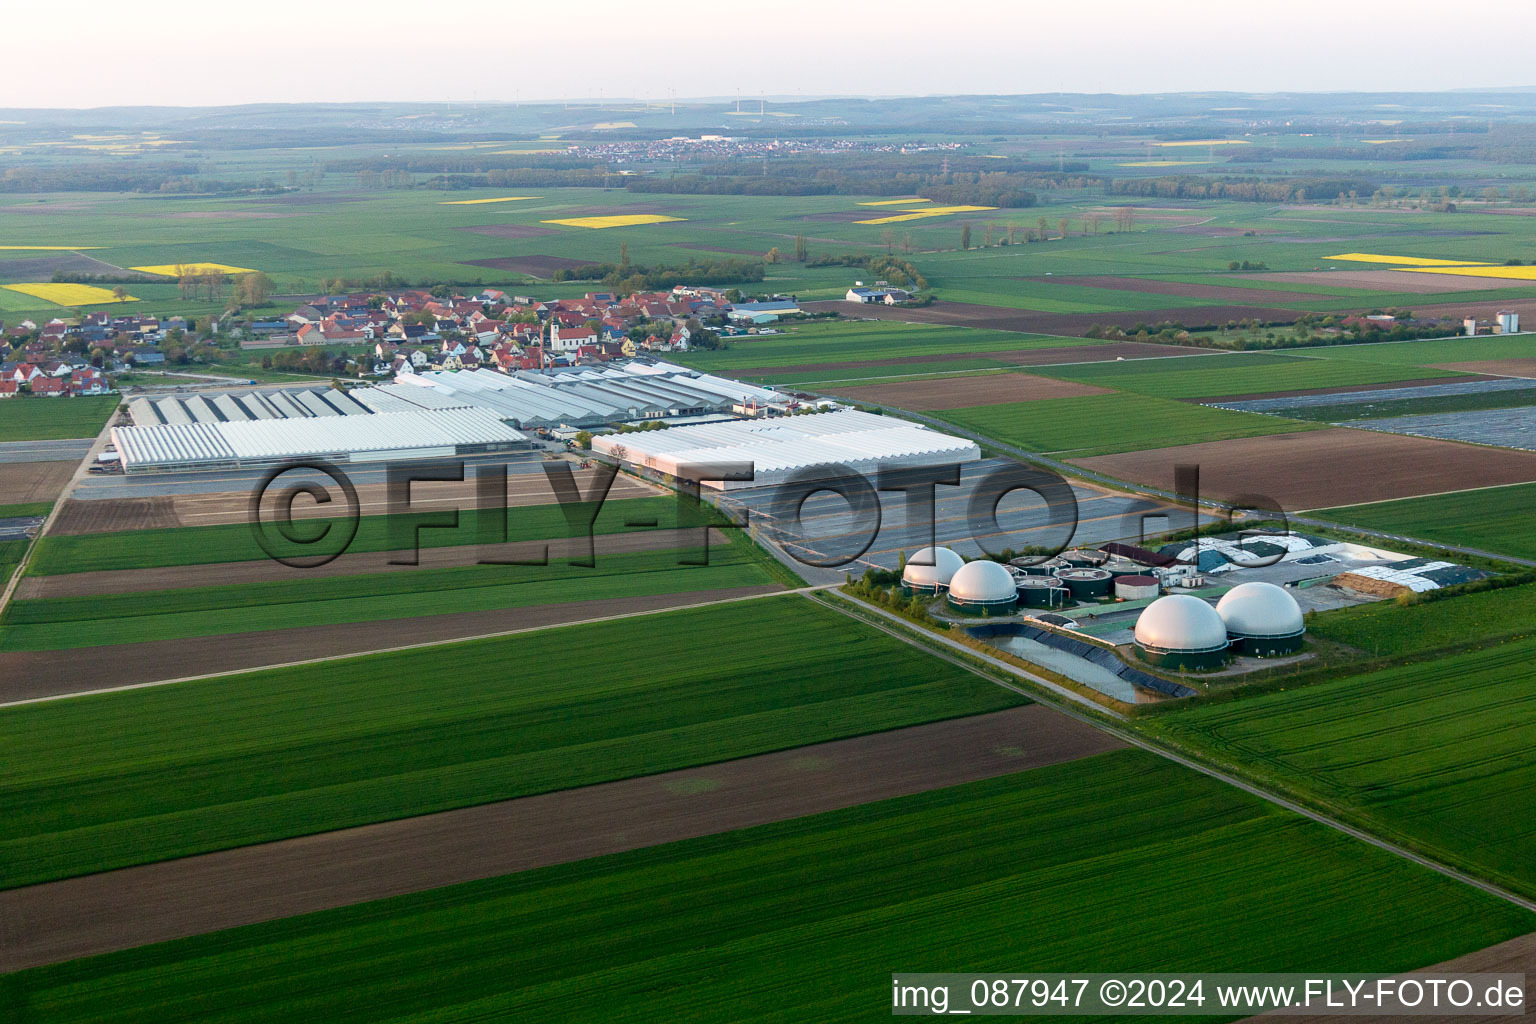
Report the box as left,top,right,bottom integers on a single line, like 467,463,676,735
1016,576,1068,608
1013,556,1069,577
1101,556,1145,579
1216,582,1306,656
1133,595,1229,670
947,560,1019,616
1114,574,1161,601
1054,567,1113,601
900,546,966,596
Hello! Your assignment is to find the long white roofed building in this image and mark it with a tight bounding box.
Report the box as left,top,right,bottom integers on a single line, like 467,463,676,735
590,409,981,489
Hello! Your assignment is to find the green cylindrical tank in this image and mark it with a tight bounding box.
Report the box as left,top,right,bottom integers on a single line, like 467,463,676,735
1054,567,1113,600
1016,576,1068,608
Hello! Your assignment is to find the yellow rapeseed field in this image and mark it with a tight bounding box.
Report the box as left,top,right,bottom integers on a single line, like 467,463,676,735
4,283,137,305
1404,265,1536,280
1326,253,1490,267
856,198,929,207
439,196,542,205
541,215,684,229
855,205,996,225
0,246,102,251
130,263,257,276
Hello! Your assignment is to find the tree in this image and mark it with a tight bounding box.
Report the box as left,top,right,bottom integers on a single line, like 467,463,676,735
1037,216,1048,240
111,285,128,302
765,247,781,264
619,242,630,270
1058,217,1069,239
235,272,274,308
959,223,972,250
573,430,593,449
794,234,808,262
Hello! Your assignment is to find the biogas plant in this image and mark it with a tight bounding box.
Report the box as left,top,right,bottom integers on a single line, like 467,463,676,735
889,532,1493,705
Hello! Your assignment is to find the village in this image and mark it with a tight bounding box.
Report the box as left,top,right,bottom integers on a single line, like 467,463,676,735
0,280,920,395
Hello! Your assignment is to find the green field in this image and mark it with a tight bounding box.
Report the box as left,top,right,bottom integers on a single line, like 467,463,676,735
1319,483,1536,561
0,540,777,650
672,320,1084,378
0,501,51,518
931,392,1317,457
1303,334,1536,368
0,396,117,441
1150,636,1536,898
0,596,1022,888
26,494,691,575
1306,582,1536,657
1034,351,1463,399
8,749,1530,1022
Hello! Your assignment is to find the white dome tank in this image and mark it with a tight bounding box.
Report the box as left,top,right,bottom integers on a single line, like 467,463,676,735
1134,594,1228,653
947,560,1018,604
1216,582,1304,639
901,546,966,591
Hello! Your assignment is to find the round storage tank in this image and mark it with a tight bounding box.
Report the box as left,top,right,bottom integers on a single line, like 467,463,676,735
1101,557,1145,579
1134,594,1229,671
1216,581,1305,657
947,560,1019,616
1011,556,1069,577
1016,576,1068,608
900,546,966,595
1115,574,1160,601
1061,548,1108,569
1054,567,1113,601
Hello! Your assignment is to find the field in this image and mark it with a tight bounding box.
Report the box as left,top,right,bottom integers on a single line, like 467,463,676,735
827,371,1111,409
931,392,1317,458
1149,636,1536,899
0,395,117,441
1,282,136,304
0,541,779,650
6,750,1530,1022
1305,583,1536,658
0,596,1024,888
1070,426,1536,509
1318,483,1536,560
1034,350,1468,399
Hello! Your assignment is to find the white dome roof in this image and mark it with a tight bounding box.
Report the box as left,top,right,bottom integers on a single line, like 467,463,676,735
1216,582,1304,638
902,546,965,588
948,559,1017,602
1135,595,1228,652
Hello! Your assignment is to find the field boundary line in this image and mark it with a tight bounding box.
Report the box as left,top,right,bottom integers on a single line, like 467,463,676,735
820,592,1536,918
0,584,838,710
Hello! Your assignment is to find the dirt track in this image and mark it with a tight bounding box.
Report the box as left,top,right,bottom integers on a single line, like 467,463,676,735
829,373,1111,410
1070,427,1536,511
799,299,1309,336
0,583,782,703
0,705,1123,971
1245,269,1526,294
1242,930,1536,1024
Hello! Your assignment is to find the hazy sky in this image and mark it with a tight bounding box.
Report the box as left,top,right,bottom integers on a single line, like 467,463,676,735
10,0,1535,108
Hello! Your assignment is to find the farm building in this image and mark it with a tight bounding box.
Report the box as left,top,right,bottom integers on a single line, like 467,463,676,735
726,300,800,324
591,409,980,489
946,560,1018,616
901,546,966,595
845,285,912,304
1133,594,1229,670
111,407,528,473
1216,582,1305,656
